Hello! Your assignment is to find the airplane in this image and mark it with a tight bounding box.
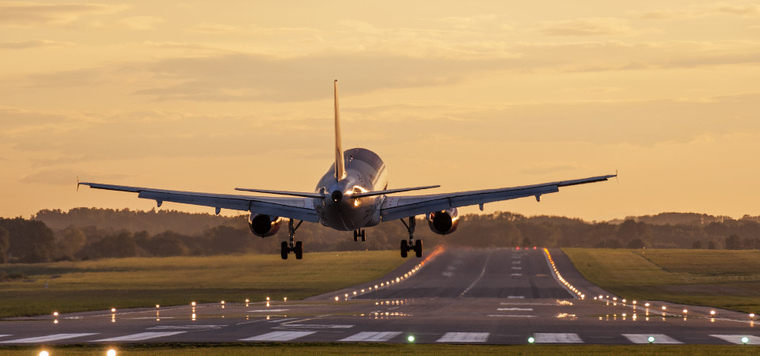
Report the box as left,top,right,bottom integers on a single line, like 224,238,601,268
79,80,616,260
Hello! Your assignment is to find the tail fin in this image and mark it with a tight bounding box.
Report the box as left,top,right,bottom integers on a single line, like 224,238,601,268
334,80,346,181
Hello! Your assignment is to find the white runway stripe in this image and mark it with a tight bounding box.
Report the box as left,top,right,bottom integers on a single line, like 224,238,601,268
534,333,584,343
0,333,98,343
710,334,760,345
339,331,402,342
0,335,10,338
623,334,682,344
241,331,316,341
93,331,186,342
436,332,489,343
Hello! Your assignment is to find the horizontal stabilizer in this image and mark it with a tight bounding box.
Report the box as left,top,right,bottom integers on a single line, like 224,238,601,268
235,187,324,199
352,185,440,198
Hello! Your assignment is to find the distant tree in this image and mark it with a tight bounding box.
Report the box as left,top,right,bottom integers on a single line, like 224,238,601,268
1,218,56,263
0,227,9,263
692,240,702,249
707,240,718,250
724,234,742,250
626,238,646,249
57,226,87,259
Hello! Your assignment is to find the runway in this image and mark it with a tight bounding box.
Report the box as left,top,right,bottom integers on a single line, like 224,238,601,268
0,247,757,346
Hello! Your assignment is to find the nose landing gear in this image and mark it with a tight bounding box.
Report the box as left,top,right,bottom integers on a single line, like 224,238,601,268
353,229,366,242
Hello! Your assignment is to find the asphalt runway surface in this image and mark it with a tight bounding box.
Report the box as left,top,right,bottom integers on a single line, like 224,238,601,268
0,246,757,346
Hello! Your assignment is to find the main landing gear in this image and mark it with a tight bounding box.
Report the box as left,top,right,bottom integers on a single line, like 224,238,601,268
400,216,423,258
353,229,366,242
281,219,303,260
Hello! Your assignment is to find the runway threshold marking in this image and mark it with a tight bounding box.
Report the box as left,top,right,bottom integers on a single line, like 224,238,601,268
534,333,584,344
339,331,402,342
710,335,760,345
622,334,683,344
436,332,489,343
280,324,354,329
241,331,316,342
497,308,533,311
93,332,187,342
0,333,98,343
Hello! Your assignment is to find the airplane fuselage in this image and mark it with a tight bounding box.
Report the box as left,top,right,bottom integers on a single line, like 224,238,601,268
314,148,388,231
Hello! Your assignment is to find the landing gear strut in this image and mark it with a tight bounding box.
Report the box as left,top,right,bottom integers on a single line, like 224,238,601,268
281,219,304,260
400,216,423,258
353,229,366,242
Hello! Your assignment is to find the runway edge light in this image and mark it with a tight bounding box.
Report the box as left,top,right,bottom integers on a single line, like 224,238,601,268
407,335,415,343
742,336,749,344
528,336,535,344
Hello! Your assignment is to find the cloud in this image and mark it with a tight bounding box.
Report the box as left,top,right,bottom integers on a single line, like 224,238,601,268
20,168,132,186
0,40,70,49
540,18,636,36
0,2,126,27
635,2,760,20
117,16,163,30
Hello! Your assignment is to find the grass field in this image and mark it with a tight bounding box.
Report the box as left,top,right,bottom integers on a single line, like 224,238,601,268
564,248,760,313
0,251,405,318
0,343,757,356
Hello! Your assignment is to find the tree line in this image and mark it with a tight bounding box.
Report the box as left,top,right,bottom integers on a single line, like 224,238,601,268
0,208,757,263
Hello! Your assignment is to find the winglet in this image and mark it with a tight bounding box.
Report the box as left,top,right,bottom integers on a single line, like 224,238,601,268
334,80,346,181
76,176,80,191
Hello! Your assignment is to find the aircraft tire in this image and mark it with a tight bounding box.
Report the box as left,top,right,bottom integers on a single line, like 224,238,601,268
361,230,366,241
414,239,423,258
295,241,303,260
281,241,289,260
400,240,408,258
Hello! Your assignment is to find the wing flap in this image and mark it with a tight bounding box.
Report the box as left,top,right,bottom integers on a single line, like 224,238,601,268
380,174,614,221
80,182,320,223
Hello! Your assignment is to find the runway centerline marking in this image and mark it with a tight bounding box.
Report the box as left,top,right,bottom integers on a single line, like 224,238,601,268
241,331,316,342
0,333,98,344
710,335,760,345
339,331,402,342
278,324,354,329
437,332,489,343
93,332,186,342
487,314,536,318
458,251,492,297
623,334,682,344
497,308,533,311
534,333,584,344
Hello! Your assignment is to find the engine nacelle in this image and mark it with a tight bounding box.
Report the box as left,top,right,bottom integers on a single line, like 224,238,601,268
427,208,459,235
248,214,282,237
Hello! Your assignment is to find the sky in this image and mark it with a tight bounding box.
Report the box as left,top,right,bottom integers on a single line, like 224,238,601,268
1,1,759,221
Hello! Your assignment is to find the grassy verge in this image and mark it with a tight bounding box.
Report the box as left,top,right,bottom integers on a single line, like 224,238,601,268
0,251,404,318
0,343,757,355
564,248,760,313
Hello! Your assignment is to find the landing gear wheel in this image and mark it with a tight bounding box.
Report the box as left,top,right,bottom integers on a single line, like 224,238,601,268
353,230,358,242
295,241,303,260
281,241,289,260
400,240,408,258
414,239,423,258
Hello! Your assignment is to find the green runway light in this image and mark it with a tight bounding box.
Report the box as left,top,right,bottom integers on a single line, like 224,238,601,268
648,336,655,344
742,336,749,344
407,335,415,342
528,336,535,344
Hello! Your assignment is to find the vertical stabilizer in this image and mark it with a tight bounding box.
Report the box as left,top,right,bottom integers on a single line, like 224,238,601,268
334,80,346,181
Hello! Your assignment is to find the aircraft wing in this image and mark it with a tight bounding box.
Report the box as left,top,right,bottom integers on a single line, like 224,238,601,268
78,182,320,223
380,174,616,221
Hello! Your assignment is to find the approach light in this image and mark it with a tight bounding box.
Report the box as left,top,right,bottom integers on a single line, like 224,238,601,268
39,352,49,356
156,304,160,309
107,349,117,356
245,299,249,303
191,301,196,307
645,303,650,307
683,309,688,314
648,336,655,344
335,296,339,301
742,336,749,344
407,335,415,343
53,312,59,317
710,310,716,316
111,308,116,313
528,336,535,344
750,313,756,318
662,306,666,311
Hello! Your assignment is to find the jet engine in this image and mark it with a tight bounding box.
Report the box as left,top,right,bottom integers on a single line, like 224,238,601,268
427,208,459,235
248,214,282,237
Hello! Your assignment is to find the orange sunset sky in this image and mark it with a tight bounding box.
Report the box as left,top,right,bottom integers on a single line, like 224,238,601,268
2,1,759,221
